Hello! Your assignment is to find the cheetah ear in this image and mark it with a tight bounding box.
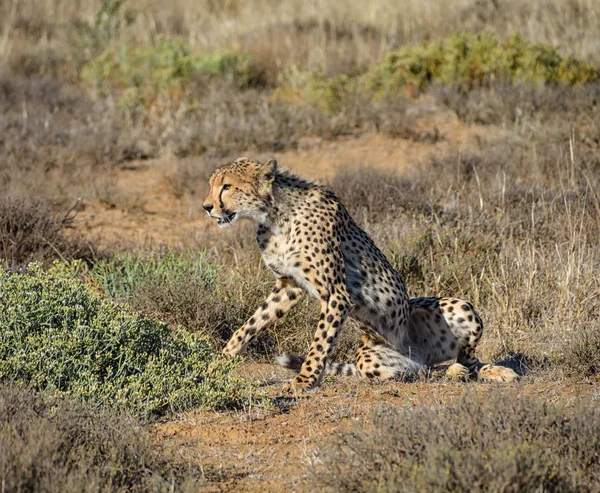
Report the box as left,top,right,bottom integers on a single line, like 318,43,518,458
257,159,277,198
260,159,277,180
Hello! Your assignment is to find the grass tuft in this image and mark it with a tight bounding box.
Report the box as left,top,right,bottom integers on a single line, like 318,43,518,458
561,326,600,378
0,196,95,269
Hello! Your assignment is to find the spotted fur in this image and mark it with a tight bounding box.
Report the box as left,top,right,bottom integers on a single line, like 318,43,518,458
204,157,518,392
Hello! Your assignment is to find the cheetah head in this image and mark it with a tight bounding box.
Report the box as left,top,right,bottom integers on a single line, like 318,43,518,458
203,157,277,228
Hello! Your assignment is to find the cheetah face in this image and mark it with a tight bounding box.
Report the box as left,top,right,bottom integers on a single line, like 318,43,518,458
203,157,277,228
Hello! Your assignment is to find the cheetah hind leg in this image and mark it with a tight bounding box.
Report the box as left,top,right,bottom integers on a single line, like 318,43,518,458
446,322,519,383
410,297,519,383
445,362,470,381
445,361,518,383
457,343,519,384
477,364,520,383
355,340,422,380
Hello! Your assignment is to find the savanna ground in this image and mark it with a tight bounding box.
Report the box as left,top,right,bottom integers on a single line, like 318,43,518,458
1,0,600,491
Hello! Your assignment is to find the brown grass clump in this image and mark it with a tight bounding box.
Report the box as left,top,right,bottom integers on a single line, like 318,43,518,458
561,326,600,378
433,81,600,133
0,76,131,203
311,390,600,492
0,383,202,492
0,196,95,268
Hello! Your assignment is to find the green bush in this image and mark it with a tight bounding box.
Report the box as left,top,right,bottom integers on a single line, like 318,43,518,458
0,262,255,420
274,71,352,113
275,33,597,113
313,391,600,492
81,38,263,107
367,32,598,94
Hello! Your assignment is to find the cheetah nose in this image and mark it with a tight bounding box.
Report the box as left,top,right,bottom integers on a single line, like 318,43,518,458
203,204,213,213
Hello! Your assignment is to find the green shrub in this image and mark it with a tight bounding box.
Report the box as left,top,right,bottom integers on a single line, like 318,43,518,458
0,383,202,492
312,391,600,492
367,32,598,94
0,262,255,419
276,33,597,113
81,38,264,107
274,71,353,113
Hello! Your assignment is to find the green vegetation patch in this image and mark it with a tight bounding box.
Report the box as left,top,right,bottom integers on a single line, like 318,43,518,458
274,71,352,113
277,33,598,112
83,251,321,357
89,250,219,303
81,38,261,106
368,32,598,94
0,262,255,420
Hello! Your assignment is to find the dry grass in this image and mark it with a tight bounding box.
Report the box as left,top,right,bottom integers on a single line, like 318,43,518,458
2,0,600,74
0,383,202,492
311,390,600,492
0,76,130,203
2,2,599,491
2,0,599,206
0,195,97,268
433,81,600,134
347,136,600,371
83,128,600,376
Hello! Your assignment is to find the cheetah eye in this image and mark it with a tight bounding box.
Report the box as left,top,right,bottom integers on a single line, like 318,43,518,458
222,184,232,191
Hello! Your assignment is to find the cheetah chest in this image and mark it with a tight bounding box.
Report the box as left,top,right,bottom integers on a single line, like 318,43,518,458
257,227,319,298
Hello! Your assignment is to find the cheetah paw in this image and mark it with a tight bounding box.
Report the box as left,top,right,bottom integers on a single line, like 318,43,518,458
446,363,470,381
282,377,316,394
478,364,519,383
222,342,244,357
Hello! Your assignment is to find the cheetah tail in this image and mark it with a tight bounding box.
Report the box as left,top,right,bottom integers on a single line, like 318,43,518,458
275,354,358,376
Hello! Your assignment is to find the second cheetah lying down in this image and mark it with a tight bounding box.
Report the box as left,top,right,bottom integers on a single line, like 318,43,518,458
203,157,518,392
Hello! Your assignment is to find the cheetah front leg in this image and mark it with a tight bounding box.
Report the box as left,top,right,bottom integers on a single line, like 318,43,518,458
283,288,350,393
223,277,303,356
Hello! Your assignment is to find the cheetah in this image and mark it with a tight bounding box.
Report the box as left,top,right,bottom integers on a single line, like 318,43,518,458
203,157,518,392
